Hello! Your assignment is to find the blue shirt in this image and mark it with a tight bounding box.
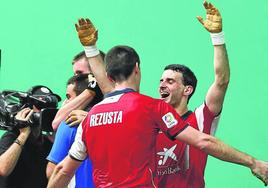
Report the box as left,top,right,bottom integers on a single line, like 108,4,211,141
47,121,94,188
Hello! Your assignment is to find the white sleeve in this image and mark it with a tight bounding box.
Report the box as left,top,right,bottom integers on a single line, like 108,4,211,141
69,124,87,161
195,102,221,135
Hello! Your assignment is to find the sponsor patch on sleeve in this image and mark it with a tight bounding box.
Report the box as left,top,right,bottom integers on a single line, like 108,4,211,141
162,112,178,128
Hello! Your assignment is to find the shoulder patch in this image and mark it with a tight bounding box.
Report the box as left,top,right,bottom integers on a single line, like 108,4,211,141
162,112,178,128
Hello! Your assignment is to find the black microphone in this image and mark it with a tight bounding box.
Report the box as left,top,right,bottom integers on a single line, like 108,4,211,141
15,92,29,98
29,95,59,109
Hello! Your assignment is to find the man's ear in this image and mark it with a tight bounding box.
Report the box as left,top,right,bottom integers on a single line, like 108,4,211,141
184,85,194,96
106,72,115,83
134,63,140,74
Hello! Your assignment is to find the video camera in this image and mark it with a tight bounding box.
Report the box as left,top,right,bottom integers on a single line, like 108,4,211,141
0,86,61,132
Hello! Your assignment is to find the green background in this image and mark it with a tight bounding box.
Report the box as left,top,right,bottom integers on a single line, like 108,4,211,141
1,0,267,187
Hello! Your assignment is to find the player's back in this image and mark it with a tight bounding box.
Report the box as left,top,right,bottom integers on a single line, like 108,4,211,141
82,89,159,187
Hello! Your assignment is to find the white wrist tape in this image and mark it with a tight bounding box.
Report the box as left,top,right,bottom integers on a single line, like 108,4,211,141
210,31,225,45
84,45,100,57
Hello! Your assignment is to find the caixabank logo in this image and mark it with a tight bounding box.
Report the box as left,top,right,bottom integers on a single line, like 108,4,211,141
157,144,181,176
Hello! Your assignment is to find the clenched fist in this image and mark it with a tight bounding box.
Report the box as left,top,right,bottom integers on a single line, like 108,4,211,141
197,1,222,33
75,18,98,46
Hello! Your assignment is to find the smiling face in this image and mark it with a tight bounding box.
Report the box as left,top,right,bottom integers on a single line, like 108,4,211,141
159,69,187,108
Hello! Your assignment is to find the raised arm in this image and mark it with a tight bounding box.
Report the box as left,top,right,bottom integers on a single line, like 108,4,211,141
75,18,114,94
197,1,230,114
176,126,268,186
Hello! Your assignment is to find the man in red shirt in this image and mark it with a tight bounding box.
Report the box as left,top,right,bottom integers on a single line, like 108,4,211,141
48,45,191,187
156,63,224,188
156,2,229,187
47,37,268,188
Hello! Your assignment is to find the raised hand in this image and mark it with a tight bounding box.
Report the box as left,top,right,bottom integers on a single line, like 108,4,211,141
197,1,222,33
75,18,98,46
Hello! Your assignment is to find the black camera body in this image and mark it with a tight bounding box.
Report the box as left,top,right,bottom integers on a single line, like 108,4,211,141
0,90,59,132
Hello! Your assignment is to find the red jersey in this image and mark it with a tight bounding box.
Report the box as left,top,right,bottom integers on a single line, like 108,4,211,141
70,89,189,188
156,103,220,188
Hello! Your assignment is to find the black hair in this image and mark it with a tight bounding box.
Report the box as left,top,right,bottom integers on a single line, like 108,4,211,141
67,73,103,109
164,64,197,102
105,45,140,82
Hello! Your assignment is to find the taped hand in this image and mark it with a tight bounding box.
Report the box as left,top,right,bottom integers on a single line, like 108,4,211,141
75,18,98,46
196,1,222,33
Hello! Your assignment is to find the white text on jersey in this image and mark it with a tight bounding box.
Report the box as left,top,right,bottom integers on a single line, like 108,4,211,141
90,111,123,127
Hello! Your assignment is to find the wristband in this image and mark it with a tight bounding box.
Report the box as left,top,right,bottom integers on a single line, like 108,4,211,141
14,139,23,147
84,45,100,58
210,31,225,45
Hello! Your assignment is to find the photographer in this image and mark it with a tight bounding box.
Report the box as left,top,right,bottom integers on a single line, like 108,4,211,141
0,85,60,188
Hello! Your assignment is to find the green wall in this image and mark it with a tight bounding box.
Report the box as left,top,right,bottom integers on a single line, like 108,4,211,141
1,0,268,187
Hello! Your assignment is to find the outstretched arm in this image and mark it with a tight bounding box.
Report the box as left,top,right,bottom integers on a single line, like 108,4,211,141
197,1,230,114
48,123,86,187
47,155,81,188
176,126,268,186
46,162,56,179
52,89,95,130
75,18,114,94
